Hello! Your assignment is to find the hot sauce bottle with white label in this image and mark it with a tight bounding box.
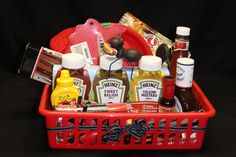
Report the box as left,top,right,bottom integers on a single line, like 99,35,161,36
175,57,197,112
130,55,164,102
93,55,129,104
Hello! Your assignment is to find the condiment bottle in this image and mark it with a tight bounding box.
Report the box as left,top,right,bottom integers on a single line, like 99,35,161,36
158,76,176,112
130,55,164,102
61,53,91,100
169,26,190,78
175,57,197,112
93,55,129,104
51,70,80,108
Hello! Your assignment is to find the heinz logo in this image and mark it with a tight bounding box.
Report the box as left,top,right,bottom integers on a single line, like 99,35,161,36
104,82,119,88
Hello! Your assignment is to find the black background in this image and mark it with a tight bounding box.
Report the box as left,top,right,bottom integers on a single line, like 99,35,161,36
0,0,236,157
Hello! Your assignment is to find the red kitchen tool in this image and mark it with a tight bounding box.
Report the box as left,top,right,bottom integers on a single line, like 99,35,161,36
49,18,152,66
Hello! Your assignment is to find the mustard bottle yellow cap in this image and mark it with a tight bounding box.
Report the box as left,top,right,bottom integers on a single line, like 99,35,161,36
56,70,74,87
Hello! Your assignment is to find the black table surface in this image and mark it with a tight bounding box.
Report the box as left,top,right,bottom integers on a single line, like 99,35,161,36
1,70,235,157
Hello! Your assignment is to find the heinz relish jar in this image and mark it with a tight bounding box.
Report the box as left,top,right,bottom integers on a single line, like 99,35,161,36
93,55,129,104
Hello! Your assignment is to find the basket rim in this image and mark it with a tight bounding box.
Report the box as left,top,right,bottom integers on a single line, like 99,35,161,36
38,81,216,118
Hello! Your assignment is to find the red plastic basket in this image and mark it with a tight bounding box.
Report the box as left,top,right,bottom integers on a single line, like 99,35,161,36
39,81,215,150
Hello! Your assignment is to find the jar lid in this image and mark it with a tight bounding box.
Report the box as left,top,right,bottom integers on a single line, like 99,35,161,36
176,26,190,36
100,55,122,71
177,57,194,65
62,53,85,69
139,55,162,71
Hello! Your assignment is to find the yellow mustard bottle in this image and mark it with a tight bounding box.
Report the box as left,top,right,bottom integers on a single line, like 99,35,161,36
130,55,164,102
51,70,80,108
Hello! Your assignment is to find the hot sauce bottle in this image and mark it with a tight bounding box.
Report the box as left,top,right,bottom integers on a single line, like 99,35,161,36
130,56,164,102
169,26,190,78
93,55,129,104
175,57,197,112
61,53,91,100
158,76,176,112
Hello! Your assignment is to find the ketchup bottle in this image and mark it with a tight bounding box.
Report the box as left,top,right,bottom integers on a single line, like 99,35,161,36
169,26,190,78
174,57,197,112
61,53,91,101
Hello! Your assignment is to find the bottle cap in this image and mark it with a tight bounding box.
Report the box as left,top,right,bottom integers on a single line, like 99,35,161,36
100,55,122,71
162,76,175,99
176,26,190,36
62,53,85,69
177,57,194,65
139,55,162,72
57,70,74,87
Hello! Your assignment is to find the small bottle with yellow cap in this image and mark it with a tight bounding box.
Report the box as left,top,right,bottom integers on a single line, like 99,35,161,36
51,70,80,109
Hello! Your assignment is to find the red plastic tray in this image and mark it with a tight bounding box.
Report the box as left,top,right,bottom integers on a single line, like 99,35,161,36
39,81,215,150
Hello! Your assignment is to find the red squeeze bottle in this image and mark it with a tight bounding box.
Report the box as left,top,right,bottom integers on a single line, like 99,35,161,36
169,26,190,78
158,76,176,112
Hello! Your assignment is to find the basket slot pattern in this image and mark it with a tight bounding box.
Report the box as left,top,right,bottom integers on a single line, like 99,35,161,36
39,82,215,149
45,116,207,149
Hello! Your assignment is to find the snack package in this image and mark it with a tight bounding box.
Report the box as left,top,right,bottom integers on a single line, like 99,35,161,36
119,12,173,55
18,43,62,84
